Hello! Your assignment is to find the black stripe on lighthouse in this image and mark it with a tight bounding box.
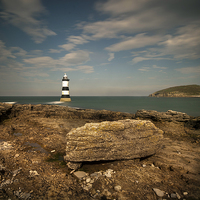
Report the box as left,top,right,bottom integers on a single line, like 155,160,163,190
62,87,69,90
61,95,70,98
62,78,69,81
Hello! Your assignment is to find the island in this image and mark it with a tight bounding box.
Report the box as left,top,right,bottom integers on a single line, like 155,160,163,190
149,84,200,97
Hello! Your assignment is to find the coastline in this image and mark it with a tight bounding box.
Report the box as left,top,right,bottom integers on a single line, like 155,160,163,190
0,96,200,117
0,103,200,199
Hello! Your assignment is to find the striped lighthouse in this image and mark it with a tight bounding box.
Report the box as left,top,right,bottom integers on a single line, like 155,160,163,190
60,73,71,102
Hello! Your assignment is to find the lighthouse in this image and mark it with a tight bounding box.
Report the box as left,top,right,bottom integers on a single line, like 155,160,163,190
60,73,71,102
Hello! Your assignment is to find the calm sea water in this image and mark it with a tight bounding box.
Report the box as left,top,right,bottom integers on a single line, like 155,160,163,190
0,96,200,117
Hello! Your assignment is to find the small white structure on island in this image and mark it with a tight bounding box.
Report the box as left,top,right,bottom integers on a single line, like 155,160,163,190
60,73,71,102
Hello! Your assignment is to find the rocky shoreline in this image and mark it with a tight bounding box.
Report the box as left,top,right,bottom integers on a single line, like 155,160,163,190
0,103,200,199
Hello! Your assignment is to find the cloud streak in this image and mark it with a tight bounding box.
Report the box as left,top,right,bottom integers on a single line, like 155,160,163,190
105,34,163,52
0,0,56,43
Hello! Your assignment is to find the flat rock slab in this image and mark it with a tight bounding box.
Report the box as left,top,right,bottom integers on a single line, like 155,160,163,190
65,119,163,163
74,171,88,179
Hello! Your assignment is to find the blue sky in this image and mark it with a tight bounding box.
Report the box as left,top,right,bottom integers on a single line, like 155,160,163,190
0,0,200,96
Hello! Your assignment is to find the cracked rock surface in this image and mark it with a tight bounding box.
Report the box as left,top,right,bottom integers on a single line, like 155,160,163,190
65,119,163,163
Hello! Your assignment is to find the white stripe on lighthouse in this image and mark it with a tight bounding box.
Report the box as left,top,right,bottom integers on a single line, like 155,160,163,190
62,91,69,95
62,81,69,87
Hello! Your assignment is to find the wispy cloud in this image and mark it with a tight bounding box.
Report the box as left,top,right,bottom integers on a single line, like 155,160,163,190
58,43,76,51
105,34,163,52
176,66,200,74
0,0,56,43
152,65,167,69
79,0,200,40
138,67,151,72
76,65,94,73
49,35,89,53
67,35,88,45
108,53,114,61
23,50,92,74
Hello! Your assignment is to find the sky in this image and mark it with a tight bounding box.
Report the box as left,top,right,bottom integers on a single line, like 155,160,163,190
0,0,200,96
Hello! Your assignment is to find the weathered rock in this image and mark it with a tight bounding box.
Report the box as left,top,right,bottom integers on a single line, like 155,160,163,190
135,109,191,122
114,185,122,192
153,188,165,197
73,171,88,179
66,161,82,170
65,119,163,163
0,103,135,122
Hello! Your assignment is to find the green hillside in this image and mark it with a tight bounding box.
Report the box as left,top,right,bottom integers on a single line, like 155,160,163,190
149,84,200,97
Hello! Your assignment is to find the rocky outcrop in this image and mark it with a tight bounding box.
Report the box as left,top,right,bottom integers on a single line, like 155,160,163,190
0,103,135,122
65,119,163,167
149,91,199,97
135,109,191,122
0,103,13,122
0,102,200,199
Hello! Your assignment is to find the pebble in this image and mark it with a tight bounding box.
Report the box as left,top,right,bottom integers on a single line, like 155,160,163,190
153,188,165,197
13,168,22,177
73,171,88,179
0,141,12,150
176,192,181,199
102,189,111,196
29,170,39,177
183,192,188,195
86,177,91,183
0,165,5,171
170,193,177,198
83,183,92,191
14,154,20,158
114,185,122,192
142,164,146,167
104,169,114,178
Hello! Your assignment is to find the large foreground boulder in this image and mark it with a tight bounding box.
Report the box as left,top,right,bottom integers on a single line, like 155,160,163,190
65,119,163,166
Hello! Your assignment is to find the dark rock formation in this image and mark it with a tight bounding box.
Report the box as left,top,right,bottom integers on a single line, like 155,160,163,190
135,109,191,122
0,103,135,122
64,119,163,166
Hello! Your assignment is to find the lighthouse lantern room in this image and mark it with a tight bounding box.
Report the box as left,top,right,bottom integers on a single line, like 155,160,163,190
60,73,71,102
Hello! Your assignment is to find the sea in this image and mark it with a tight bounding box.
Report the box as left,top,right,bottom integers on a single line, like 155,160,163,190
0,96,200,117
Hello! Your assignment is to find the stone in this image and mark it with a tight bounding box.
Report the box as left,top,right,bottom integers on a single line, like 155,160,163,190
176,192,181,199
65,120,163,163
0,165,5,171
104,169,114,178
83,183,92,191
183,192,188,195
135,109,190,122
29,170,39,177
14,154,20,158
12,168,22,177
171,193,177,198
73,171,88,179
153,188,165,197
114,185,122,192
66,161,82,170
102,189,111,197
86,177,91,183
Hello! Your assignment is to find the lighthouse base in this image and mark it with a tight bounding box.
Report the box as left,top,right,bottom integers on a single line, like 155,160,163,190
60,98,71,102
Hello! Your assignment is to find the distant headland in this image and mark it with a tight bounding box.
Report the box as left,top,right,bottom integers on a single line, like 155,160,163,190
149,84,200,97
